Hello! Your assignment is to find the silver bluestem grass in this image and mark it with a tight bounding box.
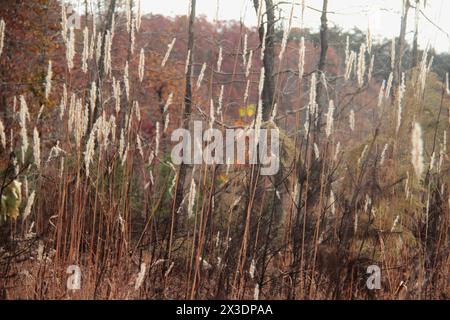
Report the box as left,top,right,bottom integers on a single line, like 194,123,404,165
119,129,125,161
380,143,389,165
19,96,29,163
136,0,142,32
358,145,368,167
334,142,341,161
82,27,89,73
161,38,176,68
139,48,145,82
104,30,112,76
255,67,265,140
325,100,335,138
329,190,336,216
33,127,41,170
246,50,253,78
187,175,197,219
217,46,223,72
391,215,400,232
155,122,160,156
243,33,248,66
124,62,130,101
368,55,374,82
0,19,5,58
163,92,173,114
254,284,260,300
270,103,277,123
349,109,355,132
66,27,75,71
385,72,393,98
244,80,250,105
89,26,96,61
0,119,5,149
218,85,224,118
411,122,424,178
185,50,191,75
134,262,146,290
345,51,356,81
84,123,97,177
196,63,206,89
133,101,141,122
249,259,256,279
298,37,305,82
90,81,97,116
396,73,406,134
357,44,366,87
308,73,317,118
429,151,435,172
61,6,67,43
136,134,144,158
113,77,121,114
164,114,170,133
96,32,102,64
314,143,320,160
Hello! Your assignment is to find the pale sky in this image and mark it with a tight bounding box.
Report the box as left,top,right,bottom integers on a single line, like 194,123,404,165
139,0,450,53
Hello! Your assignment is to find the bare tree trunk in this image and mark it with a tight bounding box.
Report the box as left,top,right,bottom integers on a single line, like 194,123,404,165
250,0,283,300
171,0,196,251
411,0,420,69
315,0,329,141
253,0,276,121
394,0,410,89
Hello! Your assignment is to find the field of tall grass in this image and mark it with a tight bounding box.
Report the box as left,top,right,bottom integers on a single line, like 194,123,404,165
0,0,449,300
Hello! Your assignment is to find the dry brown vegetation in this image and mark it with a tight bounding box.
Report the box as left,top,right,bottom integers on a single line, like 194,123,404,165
0,0,449,300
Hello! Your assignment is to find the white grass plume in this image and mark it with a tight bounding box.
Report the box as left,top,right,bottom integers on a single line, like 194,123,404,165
411,122,424,178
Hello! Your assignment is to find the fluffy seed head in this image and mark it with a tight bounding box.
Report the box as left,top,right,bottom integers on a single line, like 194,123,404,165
33,127,41,169
196,62,207,89
357,44,366,87
380,143,389,165
0,119,5,149
345,51,356,81
82,27,89,73
349,110,355,132
139,48,145,82
124,62,130,101
411,122,424,178
396,73,406,134
325,100,335,138
217,46,223,72
135,0,142,32
66,27,75,71
0,19,6,58
298,37,305,82
161,38,176,68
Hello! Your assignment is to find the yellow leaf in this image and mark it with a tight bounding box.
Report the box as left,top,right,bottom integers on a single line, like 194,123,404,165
246,104,256,117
